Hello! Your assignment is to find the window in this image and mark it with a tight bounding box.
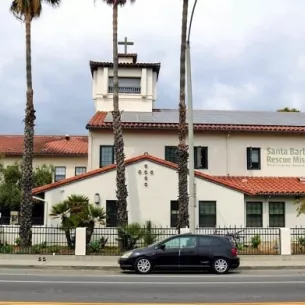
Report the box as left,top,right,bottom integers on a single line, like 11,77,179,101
246,202,263,227
170,200,179,228
194,147,208,169
75,167,87,176
269,202,285,227
165,146,178,164
247,147,261,170
55,167,66,182
32,202,45,226
162,236,197,249
108,77,141,94
199,201,216,227
198,236,224,247
165,146,209,168
106,200,117,227
100,146,115,167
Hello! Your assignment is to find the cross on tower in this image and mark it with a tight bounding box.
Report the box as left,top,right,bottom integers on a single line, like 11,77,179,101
118,37,134,54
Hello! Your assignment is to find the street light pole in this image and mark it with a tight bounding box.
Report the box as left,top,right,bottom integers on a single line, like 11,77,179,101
186,0,198,234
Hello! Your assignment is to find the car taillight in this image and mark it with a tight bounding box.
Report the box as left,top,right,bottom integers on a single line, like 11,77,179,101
231,247,238,256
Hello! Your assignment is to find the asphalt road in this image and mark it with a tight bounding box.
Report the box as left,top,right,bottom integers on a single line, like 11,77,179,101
0,268,305,304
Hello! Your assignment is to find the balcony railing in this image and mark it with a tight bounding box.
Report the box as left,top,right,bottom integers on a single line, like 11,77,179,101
108,86,141,94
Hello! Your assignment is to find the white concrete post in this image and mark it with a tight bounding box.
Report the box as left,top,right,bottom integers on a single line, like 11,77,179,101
75,227,87,256
180,227,191,234
280,228,291,256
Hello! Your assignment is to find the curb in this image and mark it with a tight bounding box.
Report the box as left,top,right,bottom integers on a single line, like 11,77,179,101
1,264,305,271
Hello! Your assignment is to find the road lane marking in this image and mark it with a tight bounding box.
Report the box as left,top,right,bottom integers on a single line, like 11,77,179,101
0,301,305,305
0,273,304,278
0,279,305,285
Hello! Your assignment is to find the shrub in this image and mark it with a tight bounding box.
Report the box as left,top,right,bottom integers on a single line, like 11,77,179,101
251,234,261,249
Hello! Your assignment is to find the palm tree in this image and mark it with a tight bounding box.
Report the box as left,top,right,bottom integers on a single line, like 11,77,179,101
10,0,61,246
177,0,189,230
101,0,135,227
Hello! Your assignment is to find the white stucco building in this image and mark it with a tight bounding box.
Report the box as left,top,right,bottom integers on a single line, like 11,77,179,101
2,47,305,229
30,49,305,229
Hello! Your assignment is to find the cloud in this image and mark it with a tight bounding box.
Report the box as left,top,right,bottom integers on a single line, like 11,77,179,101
1,0,305,134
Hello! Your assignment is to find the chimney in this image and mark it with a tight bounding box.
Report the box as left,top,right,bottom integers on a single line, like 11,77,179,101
65,134,70,140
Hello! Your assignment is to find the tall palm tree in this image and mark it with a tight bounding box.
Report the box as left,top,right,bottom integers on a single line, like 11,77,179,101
10,0,61,246
177,0,189,230
101,0,135,227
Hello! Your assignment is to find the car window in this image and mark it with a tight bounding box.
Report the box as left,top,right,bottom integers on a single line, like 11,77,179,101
198,236,226,247
163,236,197,249
198,236,212,247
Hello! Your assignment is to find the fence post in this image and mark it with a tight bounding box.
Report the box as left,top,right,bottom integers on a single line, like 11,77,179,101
75,227,86,256
180,227,191,234
280,228,291,256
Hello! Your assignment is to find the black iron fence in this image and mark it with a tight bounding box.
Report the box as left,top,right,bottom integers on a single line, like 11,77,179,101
196,227,281,255
87,227,178,255
290,227,305,255
86,226,281,255
2,225,305,256
0,226,75,255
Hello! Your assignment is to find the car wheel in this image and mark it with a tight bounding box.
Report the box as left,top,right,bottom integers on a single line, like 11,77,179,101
212,258,229,274
134,257,152,274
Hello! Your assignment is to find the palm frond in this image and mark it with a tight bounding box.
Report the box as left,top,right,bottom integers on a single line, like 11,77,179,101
100,0,135,6
10,0,61,21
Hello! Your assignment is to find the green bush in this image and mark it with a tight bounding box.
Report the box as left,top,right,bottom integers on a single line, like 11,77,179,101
251,234,261,249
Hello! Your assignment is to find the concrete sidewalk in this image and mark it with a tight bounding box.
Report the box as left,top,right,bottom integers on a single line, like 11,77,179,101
0,254,304,270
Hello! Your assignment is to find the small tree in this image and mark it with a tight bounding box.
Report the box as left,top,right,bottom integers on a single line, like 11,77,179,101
0,163,54,212
50,194,106,248
277,107,300,112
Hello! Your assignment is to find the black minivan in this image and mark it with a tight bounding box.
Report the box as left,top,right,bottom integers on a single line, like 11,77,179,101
118,233,240,274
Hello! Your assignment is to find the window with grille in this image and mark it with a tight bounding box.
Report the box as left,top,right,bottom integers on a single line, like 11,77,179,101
170,200,179,228
269,202,285,227
54,167,66,182
106,200,117,227
165,146,178,164
100,146,115,167
246,202,263,227
247,147,261,170
199,201,216,227
75,167,87,176
108,77,141,94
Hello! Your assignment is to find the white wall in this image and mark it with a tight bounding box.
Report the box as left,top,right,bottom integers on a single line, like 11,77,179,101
89,130,305,177
2,156,88,180
44,160,244,228
92,66,157,112
244,196,305,228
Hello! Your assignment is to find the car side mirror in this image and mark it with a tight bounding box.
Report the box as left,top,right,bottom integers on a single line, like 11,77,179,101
159,244,165,251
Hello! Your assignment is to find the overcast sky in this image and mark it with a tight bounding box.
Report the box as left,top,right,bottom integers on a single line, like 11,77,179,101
1,0,305,135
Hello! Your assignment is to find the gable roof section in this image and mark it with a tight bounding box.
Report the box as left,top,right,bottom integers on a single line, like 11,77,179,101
86,110,305,134
32,154,252,195
214,176,305,196
0,135,88,156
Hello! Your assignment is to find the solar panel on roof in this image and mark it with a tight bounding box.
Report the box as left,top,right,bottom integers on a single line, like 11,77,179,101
103,109,305,127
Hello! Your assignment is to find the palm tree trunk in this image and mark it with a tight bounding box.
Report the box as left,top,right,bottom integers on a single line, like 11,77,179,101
112,3,128,227
19,14,35,247
177,0,189,230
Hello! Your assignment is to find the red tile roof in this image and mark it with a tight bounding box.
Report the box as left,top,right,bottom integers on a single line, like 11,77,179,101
86,111,305,134
0,135,88,156
214,176,305,196
32,154,305,196
89,61,161,77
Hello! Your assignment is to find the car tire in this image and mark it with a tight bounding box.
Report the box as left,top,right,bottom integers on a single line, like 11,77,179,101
212,257,229,274
134,257,153,274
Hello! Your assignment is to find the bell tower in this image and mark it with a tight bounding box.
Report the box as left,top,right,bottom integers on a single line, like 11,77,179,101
90,37,161,113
